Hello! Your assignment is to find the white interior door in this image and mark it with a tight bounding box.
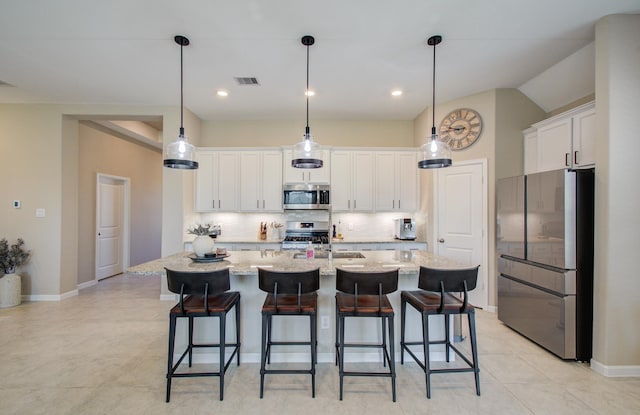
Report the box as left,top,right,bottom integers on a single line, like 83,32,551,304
96,174,129,280
435,160,488,308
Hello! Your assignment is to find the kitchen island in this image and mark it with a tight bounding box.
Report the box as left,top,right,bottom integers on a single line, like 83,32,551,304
129,250,465,364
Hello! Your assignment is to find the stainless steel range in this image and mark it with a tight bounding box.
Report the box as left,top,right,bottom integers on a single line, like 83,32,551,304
282,221,330,250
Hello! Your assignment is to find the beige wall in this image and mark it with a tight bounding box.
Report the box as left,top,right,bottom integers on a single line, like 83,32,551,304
77,122,162,285
201,119,414,147
413,88,545,307
593,14,640,370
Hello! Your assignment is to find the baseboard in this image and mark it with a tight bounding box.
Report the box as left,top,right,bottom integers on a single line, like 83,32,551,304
591,359,640,377
484,305,497,313
177,350,447,365
77,280,97,290
23,289,78,302
160,294,177,301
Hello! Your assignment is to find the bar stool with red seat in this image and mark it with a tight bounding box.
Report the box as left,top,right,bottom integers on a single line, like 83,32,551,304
165,267,241,402
258,267,320,398
400,265,480,398
335,267,399,402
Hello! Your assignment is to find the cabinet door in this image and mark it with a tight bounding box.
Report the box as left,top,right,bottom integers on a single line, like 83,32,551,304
396,152,418,211
374,152,396,211
524,131,538,174
352,152,373,211
194,152,218,212
239,152,261,211
283,149,331,183
330,151,352,211
572,107,595,168
261,151,283,211
217,152,238,211
537,118,572,172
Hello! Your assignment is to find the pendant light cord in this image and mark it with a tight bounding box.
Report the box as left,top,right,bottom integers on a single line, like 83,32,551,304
431,39,437,137
305,41,310,135
180,41,184,135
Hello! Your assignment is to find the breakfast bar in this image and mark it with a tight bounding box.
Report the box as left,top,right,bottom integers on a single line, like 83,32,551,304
129,250,465,364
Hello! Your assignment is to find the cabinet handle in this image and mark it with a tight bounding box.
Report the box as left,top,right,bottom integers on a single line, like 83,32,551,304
263,200,265,209
257,200,259,209
354,200,357,209
574,151,579,165
348,200,350,209
398,200,401,209
302,173,305,181
393,200,395,209
213,200,215,209
218,200,221,209
565,153,570,167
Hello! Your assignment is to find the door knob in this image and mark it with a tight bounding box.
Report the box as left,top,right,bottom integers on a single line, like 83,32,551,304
438,238,445,243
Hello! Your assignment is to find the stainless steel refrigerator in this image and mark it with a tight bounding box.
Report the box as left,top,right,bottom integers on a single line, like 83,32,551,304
496,168,594,361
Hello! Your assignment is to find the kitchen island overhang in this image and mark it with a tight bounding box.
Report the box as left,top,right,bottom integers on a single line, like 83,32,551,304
128,250,468,364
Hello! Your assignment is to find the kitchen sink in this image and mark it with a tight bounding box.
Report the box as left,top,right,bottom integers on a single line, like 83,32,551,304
292,251,365,259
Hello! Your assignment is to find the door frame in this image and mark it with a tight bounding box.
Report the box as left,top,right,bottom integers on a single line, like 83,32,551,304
95,173,131,281
432,158,489,310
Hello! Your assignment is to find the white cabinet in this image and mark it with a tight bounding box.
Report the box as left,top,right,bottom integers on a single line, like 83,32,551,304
194,151,239,212
239,151,283,212
283,149,331,184
526,102,595,173
331,151,374,212
374,151,418,212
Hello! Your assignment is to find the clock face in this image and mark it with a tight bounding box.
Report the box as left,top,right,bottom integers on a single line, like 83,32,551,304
438,108,483,151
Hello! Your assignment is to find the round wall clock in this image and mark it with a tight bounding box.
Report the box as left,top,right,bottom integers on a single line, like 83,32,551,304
438,108,483,150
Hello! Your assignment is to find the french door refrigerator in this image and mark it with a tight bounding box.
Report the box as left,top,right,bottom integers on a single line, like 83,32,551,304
496,168,594,361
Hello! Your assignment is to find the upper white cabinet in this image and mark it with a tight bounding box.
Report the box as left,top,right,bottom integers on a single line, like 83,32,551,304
525,102,595,173
239,150,283,212
374,151,418,212
282,149,331,184
331,150,374,212
194,151,239,212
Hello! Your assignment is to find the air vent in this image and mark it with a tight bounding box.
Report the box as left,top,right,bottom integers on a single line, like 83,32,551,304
234,77,259,86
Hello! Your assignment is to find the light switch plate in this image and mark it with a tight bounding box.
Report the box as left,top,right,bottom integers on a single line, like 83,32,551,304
35,208,45,218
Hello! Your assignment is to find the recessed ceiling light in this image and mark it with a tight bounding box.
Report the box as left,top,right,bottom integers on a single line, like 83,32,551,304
305,90,315,97
217,90,229,97
391,89,403,97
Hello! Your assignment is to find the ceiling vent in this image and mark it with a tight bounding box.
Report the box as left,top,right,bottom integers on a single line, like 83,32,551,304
234,77,259,86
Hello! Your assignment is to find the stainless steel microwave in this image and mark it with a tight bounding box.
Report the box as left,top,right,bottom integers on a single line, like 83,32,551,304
283,184,330,210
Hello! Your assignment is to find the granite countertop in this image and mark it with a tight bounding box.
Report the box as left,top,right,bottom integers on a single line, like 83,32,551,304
128,250,463,277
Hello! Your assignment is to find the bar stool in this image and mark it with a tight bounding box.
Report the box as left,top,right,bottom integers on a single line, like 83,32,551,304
400,266,480,398
258,268,320,398
335,268,399,402
165,267,241,402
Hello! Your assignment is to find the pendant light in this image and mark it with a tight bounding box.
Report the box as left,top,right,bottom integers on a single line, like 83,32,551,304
418,35,451,169
164,35,198,169
292,35,323,169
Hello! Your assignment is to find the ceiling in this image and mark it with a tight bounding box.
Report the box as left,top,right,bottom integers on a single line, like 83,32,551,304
1,1,639,122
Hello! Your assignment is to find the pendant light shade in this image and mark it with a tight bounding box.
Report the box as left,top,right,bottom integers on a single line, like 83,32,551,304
164,35,198,170
418,35,451,169
292,35,323,169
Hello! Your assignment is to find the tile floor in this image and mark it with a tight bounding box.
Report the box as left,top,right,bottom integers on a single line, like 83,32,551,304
1,273,639,415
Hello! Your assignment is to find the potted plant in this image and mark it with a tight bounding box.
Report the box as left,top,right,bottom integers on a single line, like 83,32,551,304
0,238,31,308
187,224,215,257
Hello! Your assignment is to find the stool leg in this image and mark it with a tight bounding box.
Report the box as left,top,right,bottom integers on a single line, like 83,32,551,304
166,315,176,402
468,310,481,396
444,314,451,362
400,297,406,365
260,312,268,399
339,313,345,400
188,316,194,367
219,312,226,401
334,300,339,366
235,299,241,366
267,314,273,364
381,316,387,367
388,314,396,402
422,312,431,399
310,313,316,398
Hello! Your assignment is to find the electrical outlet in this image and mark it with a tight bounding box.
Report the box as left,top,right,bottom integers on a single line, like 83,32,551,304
321,315,330,329
348,223,354,231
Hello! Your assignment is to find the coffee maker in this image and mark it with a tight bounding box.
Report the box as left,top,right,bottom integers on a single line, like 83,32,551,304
394,218,416,240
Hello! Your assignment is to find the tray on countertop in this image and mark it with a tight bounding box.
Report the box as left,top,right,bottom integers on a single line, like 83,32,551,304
188,253,230,263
